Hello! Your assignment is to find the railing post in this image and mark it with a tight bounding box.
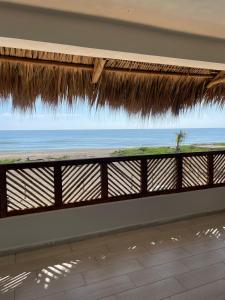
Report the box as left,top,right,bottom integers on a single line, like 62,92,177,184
208,153,214,186
101,162,108,199
54,164,63,208
0,166,7,218
176,155,183,191
141,158,148,195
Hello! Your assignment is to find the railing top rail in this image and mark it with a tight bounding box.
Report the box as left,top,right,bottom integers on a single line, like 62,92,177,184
0,149,225,170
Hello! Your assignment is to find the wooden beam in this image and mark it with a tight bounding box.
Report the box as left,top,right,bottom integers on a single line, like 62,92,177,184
207,71,225,89
91,58,106,84
0,55,214,79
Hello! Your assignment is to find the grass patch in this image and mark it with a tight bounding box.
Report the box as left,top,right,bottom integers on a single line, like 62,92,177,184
0,155,70,164
112,145,216,156
0,158,22,164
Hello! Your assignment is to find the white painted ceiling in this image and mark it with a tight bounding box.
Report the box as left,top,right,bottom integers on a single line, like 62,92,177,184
4,0,225,39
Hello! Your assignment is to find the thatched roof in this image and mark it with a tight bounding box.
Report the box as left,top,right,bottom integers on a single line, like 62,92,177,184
0,47,224,117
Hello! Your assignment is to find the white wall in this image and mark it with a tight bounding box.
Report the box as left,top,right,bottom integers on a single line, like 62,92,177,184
1,2,225,70
0,187,225,253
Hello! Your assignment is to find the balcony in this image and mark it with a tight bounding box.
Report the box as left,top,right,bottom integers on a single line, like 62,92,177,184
0,210,225,299
1,150,225,298
0,150,225,218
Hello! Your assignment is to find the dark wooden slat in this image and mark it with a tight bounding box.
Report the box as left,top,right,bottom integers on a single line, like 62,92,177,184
141,158,148,195
108,166,139,194
0,167,7,217
149,159,175,183
183,164,206,186
109,163,140,189
16,169,54,195
100,163,108,199
64,169,100,203
155,168,177,190
7,174,51,207
208,154,214,186
63,165,100,201
110,162,140,183
63,164,98,191
148,158,176,191
183,157,208,186
54,165,63,208
176,156,183,190
63,164,88,188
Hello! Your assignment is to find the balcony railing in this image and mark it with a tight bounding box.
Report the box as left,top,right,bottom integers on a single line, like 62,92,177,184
0,150,225,218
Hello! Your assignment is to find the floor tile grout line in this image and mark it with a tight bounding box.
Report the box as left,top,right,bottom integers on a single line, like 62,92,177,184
103,276,187,300
63,274,135,299
8,258,225,299
174,275,225,293
161,278,225,299
8,258,222,296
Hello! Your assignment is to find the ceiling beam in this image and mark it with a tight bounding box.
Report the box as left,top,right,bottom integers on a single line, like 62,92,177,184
0,55,214,79
92,58,106,83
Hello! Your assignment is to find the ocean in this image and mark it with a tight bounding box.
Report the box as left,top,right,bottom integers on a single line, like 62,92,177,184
0,129,225,152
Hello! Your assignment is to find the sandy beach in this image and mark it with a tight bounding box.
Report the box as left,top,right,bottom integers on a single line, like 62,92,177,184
0,148,116,161
1,144,225,162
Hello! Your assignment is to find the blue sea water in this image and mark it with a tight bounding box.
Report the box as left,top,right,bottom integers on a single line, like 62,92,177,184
0,129,225,152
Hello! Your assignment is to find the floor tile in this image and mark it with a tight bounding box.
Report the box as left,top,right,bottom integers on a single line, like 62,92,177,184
14,270,84,300
65,275,134,300
180,248,225,270
95,245,148,265
0,270,36,294
100,296,117,300
83,259,142,284
175,262,225,289
0,291,14,300
137,247,191,267
16,244,71,264
144,237,189,254
129,261,189,286
33,291,66,300
182,239,225,255
116,277,184,300
171,279,225,300
0,255,15,267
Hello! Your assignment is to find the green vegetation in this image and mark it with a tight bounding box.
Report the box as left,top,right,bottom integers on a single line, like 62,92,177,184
112,144,223,156
175,130,186,152
201,142,225,146
0,156,69,164
0,158,22,164
1,144,225,164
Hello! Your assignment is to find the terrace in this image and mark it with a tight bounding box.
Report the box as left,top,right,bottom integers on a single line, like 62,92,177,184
1,145,225,300
1,211,225,299
1,1,225,299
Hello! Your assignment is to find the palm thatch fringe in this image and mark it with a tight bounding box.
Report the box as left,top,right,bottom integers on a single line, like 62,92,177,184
0,47,224,117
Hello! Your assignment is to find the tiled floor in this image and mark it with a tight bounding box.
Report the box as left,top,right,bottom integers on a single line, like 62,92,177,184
1,212,225,300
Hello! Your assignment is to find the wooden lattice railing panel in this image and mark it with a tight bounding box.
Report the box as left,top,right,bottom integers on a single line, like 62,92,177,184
108,160,141,197
147,157,177,191
62,163,101,204
1,150,225,218
6,167,54,211
182,156,208,187
213,154,225,184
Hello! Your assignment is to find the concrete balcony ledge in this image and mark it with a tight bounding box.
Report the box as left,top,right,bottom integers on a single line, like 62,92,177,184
1,187,225,254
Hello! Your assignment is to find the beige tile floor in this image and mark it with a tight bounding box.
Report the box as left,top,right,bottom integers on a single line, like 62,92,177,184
1,212,225,299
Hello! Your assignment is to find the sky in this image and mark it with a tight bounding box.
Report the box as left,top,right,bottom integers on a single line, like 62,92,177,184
1,98,225,130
